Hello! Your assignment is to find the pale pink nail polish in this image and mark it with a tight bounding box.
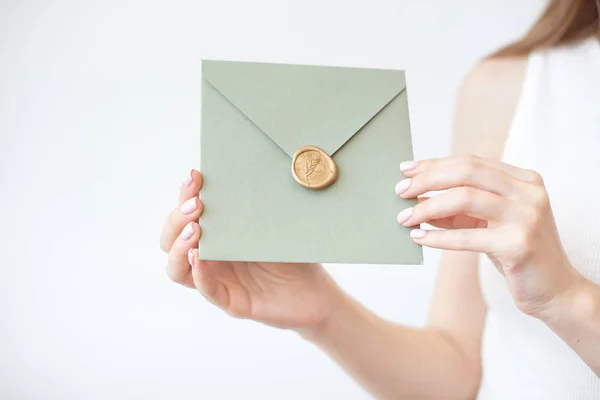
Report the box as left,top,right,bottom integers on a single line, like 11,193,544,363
180,197,198,215
188,248,195,265
395,179,411,195
183,170,193,187
397,207,413,224
180,222,195,240
410,229,427,239
400,160,418,172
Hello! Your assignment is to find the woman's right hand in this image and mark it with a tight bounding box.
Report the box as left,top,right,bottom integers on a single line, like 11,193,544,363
159,169,338,332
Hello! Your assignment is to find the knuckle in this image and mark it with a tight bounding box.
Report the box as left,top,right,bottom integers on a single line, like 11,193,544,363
514,227,533,249
531,187,550,210
465,154,481,163
226,305,248,319
159,239,170,253
166,214,184,235
522,206,542,229
506,227,534,266
167,207,180,224
159,209,181,252
412,202,430,221
166,265,186,284
458,186,478,209
458,156,482,184
413,169,430,190
525,170,545,186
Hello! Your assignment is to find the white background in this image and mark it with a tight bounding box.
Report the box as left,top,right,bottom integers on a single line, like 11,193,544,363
1,1,545,399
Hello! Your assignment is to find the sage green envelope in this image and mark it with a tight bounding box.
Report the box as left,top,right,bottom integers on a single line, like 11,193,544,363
200,60,423,265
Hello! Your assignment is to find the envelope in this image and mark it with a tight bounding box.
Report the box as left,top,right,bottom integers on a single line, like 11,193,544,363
199,60,423,265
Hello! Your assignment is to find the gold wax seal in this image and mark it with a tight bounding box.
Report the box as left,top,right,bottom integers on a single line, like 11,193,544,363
291,146,338,190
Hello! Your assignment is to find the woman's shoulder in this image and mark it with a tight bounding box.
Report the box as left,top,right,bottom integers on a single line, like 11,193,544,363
451,55,529,158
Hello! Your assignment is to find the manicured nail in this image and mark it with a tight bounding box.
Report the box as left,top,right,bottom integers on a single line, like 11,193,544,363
188,248,195,266
180,222,195,240
410,229,427,239
395,178,411,195
400,161,418,172
180,197,198,215
183,170,193,187
397,207,413,224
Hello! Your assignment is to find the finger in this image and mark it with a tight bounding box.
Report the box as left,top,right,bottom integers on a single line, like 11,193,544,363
190,250,228,309
401,155,543,185
179,169,203,206
412,197,484,230
399,187,511,227
160,196,203,253
409,228,498,253
519,182,551,210
397,155,529,200
159,169,203,253
166,221,201,288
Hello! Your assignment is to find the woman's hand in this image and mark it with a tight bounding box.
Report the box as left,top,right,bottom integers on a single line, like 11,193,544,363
396,155,583,319
159,170,336,331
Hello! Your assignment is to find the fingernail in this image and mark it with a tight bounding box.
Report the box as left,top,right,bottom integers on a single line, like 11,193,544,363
180,222,195,240
400,161,418,172
180,197,198,215
395,179,411,195
188,248,195,266
397,207,413,224
183,170,193,187
410,229,427,239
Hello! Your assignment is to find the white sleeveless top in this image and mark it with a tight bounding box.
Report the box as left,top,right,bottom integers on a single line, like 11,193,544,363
477,36,600,399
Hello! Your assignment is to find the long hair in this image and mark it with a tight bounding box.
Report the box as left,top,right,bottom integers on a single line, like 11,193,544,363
494,0,600,57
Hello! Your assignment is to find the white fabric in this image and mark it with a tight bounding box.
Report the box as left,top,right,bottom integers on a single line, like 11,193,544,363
477,37,600,399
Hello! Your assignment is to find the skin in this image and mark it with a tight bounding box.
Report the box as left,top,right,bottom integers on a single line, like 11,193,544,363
160,54,600,398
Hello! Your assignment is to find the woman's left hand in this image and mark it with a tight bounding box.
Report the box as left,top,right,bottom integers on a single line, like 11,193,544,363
396,155,583,319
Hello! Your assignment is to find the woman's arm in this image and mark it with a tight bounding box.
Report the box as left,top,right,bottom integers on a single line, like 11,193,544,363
300,58,527,399
392,55,600,378
301,252,485,399
542,276,600,376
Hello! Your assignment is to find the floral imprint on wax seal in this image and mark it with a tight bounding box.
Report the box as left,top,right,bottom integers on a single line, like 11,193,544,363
291,146,338,190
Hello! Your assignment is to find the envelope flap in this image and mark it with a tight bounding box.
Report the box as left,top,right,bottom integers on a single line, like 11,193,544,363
202,60,406,157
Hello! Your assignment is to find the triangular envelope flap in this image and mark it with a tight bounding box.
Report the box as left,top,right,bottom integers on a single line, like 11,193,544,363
202,60,406,158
